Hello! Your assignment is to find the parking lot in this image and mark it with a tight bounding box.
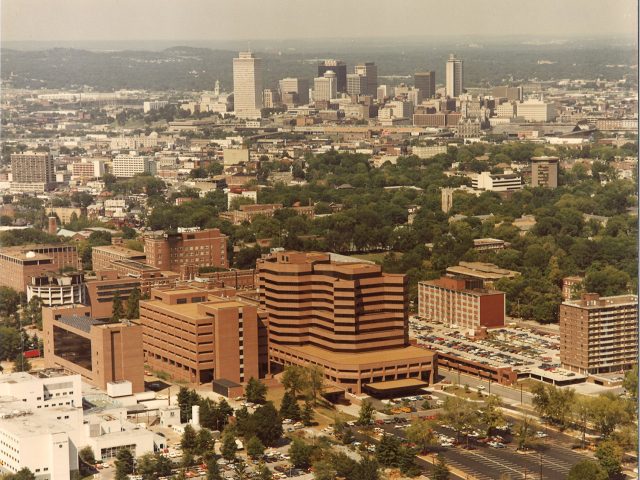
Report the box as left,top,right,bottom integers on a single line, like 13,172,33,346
409,318,587,384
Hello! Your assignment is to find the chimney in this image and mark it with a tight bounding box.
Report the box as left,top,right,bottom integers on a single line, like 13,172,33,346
47,216,57,235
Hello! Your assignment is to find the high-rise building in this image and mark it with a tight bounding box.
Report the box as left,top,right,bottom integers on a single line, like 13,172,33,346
233,51,263,119
144,227,228,276
262,89,280,109
279,77,309,105
257,251,436,395
414,71,436,100
346,73,367,96
354,62,378,97
112,153,156,178
445,54,463,98
530,156,559,188
10,152,55,192
418,276,505,330
560,293,638,375
318,60,347,93
313,70,337,103
516,99,556,122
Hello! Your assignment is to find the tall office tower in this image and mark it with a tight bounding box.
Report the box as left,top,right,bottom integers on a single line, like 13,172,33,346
560,293,638,375
354,62,378,96
318,59,347,93
414,71,436,100
445,54,463,98
530,156,559,188
10,152,55,192
278,77,309,105
262,89,280,108
346,73,367,96
233,51,263,119
313,70,337,102
257,251,436,395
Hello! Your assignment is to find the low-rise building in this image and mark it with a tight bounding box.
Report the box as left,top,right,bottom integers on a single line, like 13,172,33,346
471,171,522,192
91,245,146,272
418,276,505,331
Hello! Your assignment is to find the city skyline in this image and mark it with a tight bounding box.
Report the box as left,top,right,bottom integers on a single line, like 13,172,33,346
1,0,638,47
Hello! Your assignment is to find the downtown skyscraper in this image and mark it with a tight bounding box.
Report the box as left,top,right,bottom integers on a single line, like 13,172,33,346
445,54,463,98
233,51,263,119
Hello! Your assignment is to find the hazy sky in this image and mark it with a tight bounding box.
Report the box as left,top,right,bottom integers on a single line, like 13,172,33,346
1,0,637,45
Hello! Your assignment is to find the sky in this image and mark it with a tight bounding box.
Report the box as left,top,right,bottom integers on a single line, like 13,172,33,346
1,0,638,46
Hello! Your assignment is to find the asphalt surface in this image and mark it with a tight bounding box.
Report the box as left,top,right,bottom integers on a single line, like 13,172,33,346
439,369,534,406
355,415,593,480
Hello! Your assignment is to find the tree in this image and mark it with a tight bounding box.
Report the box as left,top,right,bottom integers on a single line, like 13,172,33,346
78,446,96,476
572,395,594,448
245,377,267,404
515,416,538,451
125,286,141,319
13,353,31,373
376,433,401,467
431,455,450,480
111,292,124,323
205,454,223,480
289,438,314,469
246,436,265,459
181,424,197,453
282,365,308,398
137,452,158,480
23,296,42,328
114,448,134,480
279,390,301,421
353,457,380,480
595,440,623,479
0,327,21,361
398,445,421,476
195,427,214,457
313,460,337,480
567,460,608,480
252,402,283,446
357,399,375,426
405,417,437,453
622,365,638,404
220,428,238,461
255,462,273,480
4,468,36,480
232,458,249,480
590,393,631,438
177,387,200,423
306,365,325,406
441,397,477,442
155,453,174,477
301,400,314,426
479,395,504,435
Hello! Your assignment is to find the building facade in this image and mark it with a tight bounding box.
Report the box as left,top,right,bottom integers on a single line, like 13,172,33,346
91,245,147,272
0,244,80,292
257,251,436,395
354,62,378,97
560,294,638,375
144,228,228,275
10,152,56,193
414,71,436,100
112,154,156,178
233,51,263,119
43,311,145,393
318,60,347,92
418,276,505,331
313,71,337,103
445,54,463,98
530,156,559,188
472,171,523,192
139,288,267,384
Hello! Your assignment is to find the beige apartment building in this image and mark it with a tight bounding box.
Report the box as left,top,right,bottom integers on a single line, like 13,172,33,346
10,152,56,192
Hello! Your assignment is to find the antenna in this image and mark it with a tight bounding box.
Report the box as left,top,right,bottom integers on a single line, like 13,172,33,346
247,41,251,53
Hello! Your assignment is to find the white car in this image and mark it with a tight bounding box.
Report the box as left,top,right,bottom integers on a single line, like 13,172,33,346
535,431,548,438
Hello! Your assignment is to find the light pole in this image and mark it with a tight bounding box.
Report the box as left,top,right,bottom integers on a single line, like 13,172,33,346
520,383,523,405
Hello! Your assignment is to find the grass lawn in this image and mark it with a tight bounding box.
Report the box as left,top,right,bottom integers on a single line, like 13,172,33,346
516,378,545,393
444,385,486,401
313,403,356,428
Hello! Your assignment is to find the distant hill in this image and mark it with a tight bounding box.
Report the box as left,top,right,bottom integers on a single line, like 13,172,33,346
1,42,637,91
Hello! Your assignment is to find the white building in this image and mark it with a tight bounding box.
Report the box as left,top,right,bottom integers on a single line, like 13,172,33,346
445,54,463,98
110,133,159,150
517,99,556,122
412,145,448,159
471,171,523,192
112,153,156,178
227,190,257,209
495,102,516,118
143,101,168,113
233,52,263,119
313,70,337,102
0,372,82,409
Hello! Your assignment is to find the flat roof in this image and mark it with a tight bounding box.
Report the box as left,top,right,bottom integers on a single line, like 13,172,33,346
364,378,428,391
563,294,638,309
57,315,107,333
282,344,435,368
92,245,146,258
213,378,242,388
